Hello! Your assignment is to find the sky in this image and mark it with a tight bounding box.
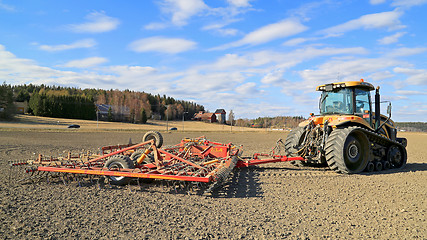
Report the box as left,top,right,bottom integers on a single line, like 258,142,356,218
0,0,426,122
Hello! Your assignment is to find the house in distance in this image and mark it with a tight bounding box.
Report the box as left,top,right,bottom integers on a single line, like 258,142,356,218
192,109,226,124
215,109,226,124
192,111,217,123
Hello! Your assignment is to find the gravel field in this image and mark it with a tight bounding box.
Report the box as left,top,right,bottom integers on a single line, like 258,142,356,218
0,130,426,239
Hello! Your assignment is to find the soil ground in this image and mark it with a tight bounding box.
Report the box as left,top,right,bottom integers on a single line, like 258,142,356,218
0,129,426,239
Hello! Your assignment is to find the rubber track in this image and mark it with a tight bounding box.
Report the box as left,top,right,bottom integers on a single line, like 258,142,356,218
325,126,407,174
325,127,355,173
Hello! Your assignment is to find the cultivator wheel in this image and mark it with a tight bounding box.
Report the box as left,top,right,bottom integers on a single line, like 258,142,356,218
104,155,135,185
142,131,163,148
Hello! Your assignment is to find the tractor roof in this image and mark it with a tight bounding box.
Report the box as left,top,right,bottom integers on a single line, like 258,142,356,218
316,80,375,91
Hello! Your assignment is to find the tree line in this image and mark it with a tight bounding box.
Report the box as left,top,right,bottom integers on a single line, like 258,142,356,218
9,84,205,123
396,122,427,132
28,92,95,120
233,116,306,129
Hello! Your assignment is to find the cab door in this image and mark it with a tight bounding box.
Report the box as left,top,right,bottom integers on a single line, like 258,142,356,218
354,89,372,126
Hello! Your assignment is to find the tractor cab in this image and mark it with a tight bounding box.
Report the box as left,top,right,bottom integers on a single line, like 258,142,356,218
317,80,375,127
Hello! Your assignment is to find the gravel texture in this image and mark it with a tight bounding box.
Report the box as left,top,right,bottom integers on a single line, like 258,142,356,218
0,130,426,239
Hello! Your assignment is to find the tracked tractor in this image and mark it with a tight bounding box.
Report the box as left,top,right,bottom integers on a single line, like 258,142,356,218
284,79,407,174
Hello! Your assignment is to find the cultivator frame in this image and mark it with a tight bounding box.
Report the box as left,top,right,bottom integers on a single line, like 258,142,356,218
9,132,304,194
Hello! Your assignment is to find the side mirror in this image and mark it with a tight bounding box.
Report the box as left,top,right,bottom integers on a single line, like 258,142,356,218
387,103,392,116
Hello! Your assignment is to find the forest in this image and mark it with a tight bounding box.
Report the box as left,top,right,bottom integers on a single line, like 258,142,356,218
6,83,205,123
233,116,305,129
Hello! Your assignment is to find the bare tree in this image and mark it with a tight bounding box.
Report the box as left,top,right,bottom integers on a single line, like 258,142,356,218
228,110,235,132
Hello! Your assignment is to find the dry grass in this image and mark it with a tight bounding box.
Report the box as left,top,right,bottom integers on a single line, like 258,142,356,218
0,114,266,132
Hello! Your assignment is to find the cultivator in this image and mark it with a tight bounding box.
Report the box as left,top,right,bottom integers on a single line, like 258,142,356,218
9,131,304,194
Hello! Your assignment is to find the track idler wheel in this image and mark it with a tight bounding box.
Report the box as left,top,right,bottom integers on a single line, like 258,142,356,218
374,161,383,171
365,162,374,172
387,145,407,169
382,161,391,170
104,155,135,185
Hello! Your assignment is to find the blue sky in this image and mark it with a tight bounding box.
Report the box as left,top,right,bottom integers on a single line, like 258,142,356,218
1,0,426,122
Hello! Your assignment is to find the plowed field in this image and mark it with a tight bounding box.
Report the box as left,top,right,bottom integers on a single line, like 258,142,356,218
1,130,426,239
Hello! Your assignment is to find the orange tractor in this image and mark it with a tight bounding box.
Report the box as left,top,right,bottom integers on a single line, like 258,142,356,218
284,80,407,173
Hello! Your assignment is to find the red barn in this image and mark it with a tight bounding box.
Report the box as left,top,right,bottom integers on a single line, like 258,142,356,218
192,111,217,123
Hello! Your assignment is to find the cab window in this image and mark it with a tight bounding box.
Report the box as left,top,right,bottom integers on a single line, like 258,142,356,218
355,88,371,124
320,88,354,115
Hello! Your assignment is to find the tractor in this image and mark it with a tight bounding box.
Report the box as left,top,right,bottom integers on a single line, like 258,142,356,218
284,79,407,174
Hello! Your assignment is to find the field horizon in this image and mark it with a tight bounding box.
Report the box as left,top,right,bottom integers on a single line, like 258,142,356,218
0,114,266,132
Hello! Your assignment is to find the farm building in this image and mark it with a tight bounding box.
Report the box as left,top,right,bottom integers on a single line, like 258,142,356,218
96,104,130,122
192,111,217,123
214,109,226,124
14,102,28,114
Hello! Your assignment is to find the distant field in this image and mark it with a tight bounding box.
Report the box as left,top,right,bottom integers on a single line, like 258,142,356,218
0,115,265,132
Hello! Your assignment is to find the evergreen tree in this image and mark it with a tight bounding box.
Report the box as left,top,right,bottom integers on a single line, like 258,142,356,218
108,107,113,122
141,108,147,124
0,83,14,119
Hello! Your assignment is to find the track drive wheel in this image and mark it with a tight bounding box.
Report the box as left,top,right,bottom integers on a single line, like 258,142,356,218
284,126,310,167
104,155,135,185
142,131,163,148
387,145,407,169
325,127,370,174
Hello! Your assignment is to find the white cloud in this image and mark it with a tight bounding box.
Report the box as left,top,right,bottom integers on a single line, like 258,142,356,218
378,32,406,44
0,0,14,11
158,0,208,26
261,69,285,84
391,0,427,7
235,82,260,95
393,67,427,85
213,19,308,50
38,39,97,52
386,47,427,57
202,47,368,78
370,0,387,4
128,36,196,54
0,44,92,87
144,22,168,30
282,38,308,46
58,57,108,68
202,23,239,36
321,11,404,36
0,44,170,91
395,90,427,95
295,58,404,93
289,0,331,21
368,71,395,80
68,11,120,33
227,0,252,7
208,52,273,70
106,65,157,76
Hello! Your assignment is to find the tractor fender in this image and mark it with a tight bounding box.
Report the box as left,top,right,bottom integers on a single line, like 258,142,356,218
298,119,311,128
